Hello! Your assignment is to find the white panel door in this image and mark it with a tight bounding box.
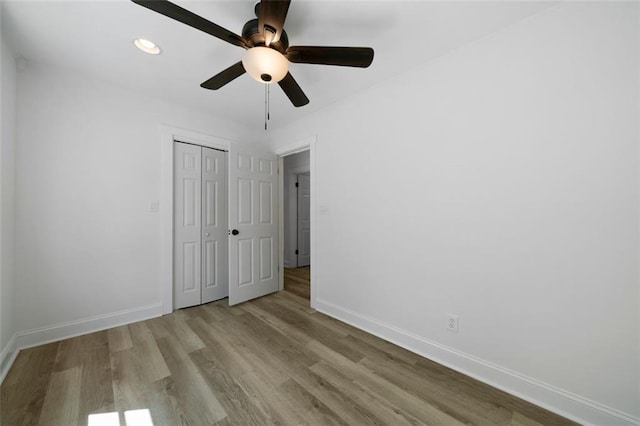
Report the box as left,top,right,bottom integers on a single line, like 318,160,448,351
296,174,311,267
201,147,228,303
228,150,279,305
174,142,201,309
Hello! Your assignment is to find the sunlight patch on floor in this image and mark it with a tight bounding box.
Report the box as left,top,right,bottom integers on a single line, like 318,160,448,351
88,409,154,426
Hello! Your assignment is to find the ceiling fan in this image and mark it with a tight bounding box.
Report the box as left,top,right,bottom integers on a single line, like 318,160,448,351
131,0,374,107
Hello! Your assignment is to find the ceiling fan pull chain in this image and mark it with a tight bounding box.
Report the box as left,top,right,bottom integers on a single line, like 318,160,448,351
264,83,268,130
268,83,271,121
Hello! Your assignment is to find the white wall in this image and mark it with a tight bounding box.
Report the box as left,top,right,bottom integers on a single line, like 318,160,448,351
0,27,17,376
13,62,263,340
283,150,310,267
269,2,639,424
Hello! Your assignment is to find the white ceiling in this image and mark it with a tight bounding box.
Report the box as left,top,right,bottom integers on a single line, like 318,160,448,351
2,0,555,131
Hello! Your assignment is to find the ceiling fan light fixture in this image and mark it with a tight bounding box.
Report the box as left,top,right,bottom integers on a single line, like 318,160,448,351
242,47,288,84
134,38,161,55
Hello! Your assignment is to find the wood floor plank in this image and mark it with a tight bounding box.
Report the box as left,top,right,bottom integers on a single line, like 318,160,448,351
510,411,545,426
307,340,466,426
340,327,425,367
273,293,357,338
55,331,108,372
274,287,315,313
155,336,227,425
284,267,311,300
187,316,255,379
107,325,133,353
189,348,268,426
310,360,425,426
412,356,571,425
1,342,59,426
287,360,388,425
162,314,206,354
37,366,82,426
277,378,347,426
206,313,293,388
145,316,171,340
254,297,364,362
145,376,190,426
235,370,304,425
240,301,315,346
110,347,151,414
232,310,320,367
189,303,224,323
358,354,513,425
128,322,170,382
77,343,115,421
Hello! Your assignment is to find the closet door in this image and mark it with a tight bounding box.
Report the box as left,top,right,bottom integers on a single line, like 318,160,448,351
174,142,202,309
201,147,229,303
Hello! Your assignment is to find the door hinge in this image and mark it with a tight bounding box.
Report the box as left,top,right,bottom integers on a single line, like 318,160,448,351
295,182,299,187
295,249,299,255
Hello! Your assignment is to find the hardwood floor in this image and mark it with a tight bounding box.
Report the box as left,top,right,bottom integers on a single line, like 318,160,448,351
284,267,310,301
1,288,575,426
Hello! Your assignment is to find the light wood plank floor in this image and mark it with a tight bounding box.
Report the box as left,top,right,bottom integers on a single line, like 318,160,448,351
1,289,575,426
284,267,311,301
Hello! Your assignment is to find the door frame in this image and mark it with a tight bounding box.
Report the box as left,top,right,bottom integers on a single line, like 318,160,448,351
160,124,232,315
275,135,317,308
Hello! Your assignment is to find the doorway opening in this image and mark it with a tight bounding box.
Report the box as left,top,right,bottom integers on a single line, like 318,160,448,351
281,150,311,303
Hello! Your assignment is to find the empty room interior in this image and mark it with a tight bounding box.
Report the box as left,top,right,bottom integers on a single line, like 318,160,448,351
0,1,638,425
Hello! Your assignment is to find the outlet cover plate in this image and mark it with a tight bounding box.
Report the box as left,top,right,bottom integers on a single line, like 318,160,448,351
447,314,459,333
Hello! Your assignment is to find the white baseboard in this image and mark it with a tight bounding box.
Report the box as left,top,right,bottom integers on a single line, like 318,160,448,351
0,334,18,384
15,304,163,351
315,298,640,426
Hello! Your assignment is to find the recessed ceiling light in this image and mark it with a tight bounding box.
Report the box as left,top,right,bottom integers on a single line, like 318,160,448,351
134,38,161,55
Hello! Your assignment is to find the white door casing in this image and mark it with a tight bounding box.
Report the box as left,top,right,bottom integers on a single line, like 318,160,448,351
228,150,279,305
201,147,229,303
297,174,311,267
173,142,202,309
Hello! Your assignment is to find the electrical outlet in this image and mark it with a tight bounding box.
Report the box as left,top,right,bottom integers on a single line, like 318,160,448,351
447,314,459,333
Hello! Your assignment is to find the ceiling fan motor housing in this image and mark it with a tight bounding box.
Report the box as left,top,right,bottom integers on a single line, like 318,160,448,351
242,18,289,53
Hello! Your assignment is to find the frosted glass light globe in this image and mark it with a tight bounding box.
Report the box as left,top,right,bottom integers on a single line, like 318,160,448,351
242,47,289,84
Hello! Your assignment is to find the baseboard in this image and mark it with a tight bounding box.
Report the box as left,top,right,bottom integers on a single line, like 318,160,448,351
0,334,18,384
315,298,639,426
15,304,163,351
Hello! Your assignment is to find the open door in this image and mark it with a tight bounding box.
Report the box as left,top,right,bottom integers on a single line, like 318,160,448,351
228,148,279,305
296,174,311,267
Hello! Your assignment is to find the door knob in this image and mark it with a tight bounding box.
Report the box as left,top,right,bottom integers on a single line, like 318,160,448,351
205,232,210,237
231,229,239,236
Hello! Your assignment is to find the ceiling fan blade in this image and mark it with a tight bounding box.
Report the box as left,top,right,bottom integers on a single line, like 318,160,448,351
278,72,309,107
286,46,374,68
258,0,291,45
200,62,246,90
131,0,247,48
